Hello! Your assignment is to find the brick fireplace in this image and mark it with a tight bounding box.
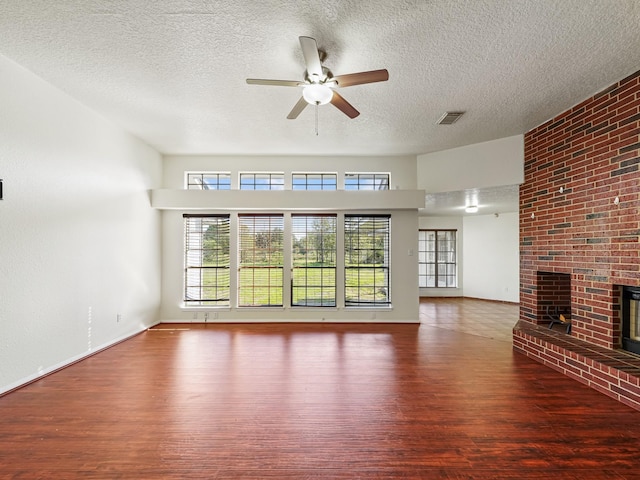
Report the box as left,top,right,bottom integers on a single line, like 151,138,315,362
514,69,640,410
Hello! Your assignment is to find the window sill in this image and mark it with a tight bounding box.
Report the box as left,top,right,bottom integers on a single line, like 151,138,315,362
291,306,339,310
236,306,286,310
180,305,231,312
344,305,393,311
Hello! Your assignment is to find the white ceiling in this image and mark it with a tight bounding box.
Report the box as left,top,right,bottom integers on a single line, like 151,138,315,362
1,1,639,215
424,184,520,217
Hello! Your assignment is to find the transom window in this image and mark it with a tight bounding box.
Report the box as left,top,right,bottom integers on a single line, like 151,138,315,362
344,215,391,306
344,173,390,190
292,215,337,306
183,215,230,306
186,172,231,190
292,173,337,190
418,229,457,287
238,214,284,306
239,173,284,190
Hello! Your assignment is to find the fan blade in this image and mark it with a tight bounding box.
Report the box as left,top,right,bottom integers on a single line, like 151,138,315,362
287,97,308,119
333,69,389,88
246,79,304,87
299,36,323,79
330,91,360,119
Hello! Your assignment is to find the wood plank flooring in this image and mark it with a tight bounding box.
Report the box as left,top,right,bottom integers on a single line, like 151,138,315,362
2,298,640,479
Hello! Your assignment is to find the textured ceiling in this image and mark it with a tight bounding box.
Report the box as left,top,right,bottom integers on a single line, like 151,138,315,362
423,184,520,217
1,0,640,158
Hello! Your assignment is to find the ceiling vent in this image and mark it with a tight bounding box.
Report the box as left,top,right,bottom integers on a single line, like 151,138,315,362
436,111,465,125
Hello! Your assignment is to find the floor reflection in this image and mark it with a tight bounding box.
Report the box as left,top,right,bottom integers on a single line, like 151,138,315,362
419,297,518,343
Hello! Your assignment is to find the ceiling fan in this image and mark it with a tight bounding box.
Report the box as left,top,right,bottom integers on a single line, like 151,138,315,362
246,36,389,120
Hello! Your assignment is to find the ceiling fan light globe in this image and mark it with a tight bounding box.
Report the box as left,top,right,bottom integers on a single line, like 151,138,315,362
303,84,333,105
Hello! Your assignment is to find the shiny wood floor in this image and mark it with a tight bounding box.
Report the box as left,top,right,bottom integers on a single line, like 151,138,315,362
2,298,640,479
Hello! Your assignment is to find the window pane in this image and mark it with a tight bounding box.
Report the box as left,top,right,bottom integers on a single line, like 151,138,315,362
292,176,306,190
240,173,284,190
345,215,390,306
345,173,390,190
292,215,337,306
240,174,255,188
186,173,231,190
292,173,337,191
184,215,230,306
238,215,284,306
418,229,457,288
344,176,358,190
375,174,390,190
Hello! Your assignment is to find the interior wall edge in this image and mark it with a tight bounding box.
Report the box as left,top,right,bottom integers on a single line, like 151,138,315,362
0,322,160,397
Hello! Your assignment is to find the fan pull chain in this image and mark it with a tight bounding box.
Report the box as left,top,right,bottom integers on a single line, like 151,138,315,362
315,103,319,136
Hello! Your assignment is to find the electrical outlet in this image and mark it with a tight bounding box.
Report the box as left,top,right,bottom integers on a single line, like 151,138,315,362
116,313,122,323
204,312,209,322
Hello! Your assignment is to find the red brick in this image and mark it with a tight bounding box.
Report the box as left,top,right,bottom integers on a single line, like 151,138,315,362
520,67,640,409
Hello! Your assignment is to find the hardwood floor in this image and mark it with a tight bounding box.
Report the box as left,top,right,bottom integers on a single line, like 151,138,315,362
2,298,640,479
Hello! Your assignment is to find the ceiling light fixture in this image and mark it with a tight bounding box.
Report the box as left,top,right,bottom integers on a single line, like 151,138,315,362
465,205,478,213
302,83,333,105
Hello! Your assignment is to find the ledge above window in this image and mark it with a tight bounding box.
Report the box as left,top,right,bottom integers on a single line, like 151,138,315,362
150,189,426,211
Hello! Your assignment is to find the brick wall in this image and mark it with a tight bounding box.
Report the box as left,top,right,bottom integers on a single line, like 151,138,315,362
520,69,640,349
536,271,571,322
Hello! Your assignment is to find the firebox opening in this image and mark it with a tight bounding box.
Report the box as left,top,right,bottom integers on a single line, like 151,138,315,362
622,286,640,355
536,271,572,333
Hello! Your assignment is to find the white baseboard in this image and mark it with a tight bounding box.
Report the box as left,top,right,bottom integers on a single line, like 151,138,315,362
0,322,161,397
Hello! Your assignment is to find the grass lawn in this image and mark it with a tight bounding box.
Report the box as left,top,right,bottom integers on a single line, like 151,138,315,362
199,265,388,306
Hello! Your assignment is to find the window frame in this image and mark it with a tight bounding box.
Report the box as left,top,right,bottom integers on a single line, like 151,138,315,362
292,173,338,191
291,214,337,307
238,214,285,307
239,172,285,190
185,172,231,190
344,215,391,306
344,173,390,191
183,214,231,306
418,229,457,288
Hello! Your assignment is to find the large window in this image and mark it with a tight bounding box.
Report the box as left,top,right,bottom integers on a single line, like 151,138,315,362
239,173,284,190
184,215,230,306
186,172,231,190
292,173,337,190
344,173,390,190
418,229,457,287
292,215,337,306
238,214,284,306
344,215,391,306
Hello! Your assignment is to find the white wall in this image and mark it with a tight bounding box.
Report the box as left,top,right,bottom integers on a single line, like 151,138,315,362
0,54,162,394
417,135,524,192
463,213,519,302
417,135,522,302
160,155,420,322
417,213,519,302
